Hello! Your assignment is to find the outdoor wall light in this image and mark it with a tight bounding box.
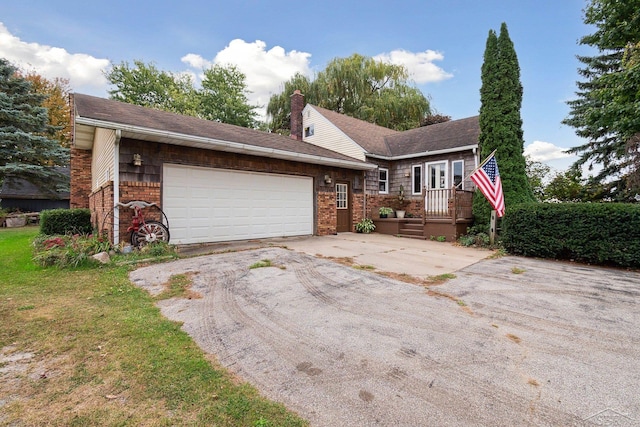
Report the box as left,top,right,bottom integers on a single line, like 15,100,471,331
132,153,142,167
324,174,332,184
404,171,411,178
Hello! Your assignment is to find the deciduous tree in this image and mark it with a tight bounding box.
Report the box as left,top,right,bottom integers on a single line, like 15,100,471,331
267,54,431,133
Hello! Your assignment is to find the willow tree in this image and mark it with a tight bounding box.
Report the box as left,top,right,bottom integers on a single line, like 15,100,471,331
473,23,534,229
267,53,431,133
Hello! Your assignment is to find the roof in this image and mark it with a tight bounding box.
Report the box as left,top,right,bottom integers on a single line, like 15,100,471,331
308,105,478,159
308,105,399,157
384,116,480,158
72,94,375,171
0,167,70,199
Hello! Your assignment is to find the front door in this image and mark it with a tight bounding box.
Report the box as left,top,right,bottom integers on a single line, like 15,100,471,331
426,161,448,190
336,182,351,232
425,161,449,214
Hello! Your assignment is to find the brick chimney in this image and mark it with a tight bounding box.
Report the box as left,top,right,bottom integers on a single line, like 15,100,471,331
290,90,304,141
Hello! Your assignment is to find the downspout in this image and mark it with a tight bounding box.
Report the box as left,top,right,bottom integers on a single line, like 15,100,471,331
362,170,367,220
113,130,121,245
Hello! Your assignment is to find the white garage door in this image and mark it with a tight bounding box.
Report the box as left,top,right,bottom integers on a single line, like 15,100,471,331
163,164,314,244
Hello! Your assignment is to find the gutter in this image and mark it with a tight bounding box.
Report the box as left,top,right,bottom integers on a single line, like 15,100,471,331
113,129,121,245
75,117,376,171
366,144,479,161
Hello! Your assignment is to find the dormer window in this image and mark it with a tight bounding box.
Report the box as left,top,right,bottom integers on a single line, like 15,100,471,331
304,124,314,137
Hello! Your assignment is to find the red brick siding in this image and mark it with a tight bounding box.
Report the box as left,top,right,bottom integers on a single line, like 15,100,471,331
70,148,92,208
89,183,114,241
317,191,337,235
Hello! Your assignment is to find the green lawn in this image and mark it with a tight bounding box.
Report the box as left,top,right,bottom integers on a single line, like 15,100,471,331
0,226,306,426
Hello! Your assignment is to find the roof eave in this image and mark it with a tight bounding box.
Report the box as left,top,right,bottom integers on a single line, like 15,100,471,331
367,144,478,161
75,116,376,171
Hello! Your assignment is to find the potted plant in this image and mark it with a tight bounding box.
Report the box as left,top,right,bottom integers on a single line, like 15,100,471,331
379,206,393,218
355,218,376,233
396,185,407,218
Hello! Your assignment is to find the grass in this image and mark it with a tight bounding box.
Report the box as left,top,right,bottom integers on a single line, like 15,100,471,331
0,227,307,426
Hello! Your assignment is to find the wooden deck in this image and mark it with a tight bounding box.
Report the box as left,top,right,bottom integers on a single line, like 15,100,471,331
373,188,474,241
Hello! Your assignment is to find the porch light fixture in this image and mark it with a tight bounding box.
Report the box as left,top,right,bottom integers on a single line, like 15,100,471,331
324,174,332,184
404,171,411,178
132,153,142,167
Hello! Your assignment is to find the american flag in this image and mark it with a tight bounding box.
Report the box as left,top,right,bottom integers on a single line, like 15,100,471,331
470,154,505,217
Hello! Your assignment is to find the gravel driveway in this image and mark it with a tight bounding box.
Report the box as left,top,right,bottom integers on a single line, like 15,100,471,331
130,247,640,426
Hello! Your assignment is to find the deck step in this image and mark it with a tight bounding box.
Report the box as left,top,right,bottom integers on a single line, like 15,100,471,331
397,233,427,240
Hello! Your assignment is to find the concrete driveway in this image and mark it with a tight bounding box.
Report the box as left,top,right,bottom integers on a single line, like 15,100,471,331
131,234,640,426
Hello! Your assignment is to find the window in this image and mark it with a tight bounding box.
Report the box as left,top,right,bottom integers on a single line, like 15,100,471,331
336,183,348,209
453,160,464,189
412,165,422,195
378,168,389,194
304,124,314,137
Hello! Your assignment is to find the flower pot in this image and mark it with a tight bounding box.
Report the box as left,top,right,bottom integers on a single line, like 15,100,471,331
379,214,387,218
396,210,406,219
6,216,27,228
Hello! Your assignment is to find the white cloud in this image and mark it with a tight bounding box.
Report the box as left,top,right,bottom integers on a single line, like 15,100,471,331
182,39,312,118
374,49,453,84
524,140,574,162
0,22,110,95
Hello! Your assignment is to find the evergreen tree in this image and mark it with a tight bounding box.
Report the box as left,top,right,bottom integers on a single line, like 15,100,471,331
267,53,431,133
473,23,534,228
563,0,640,199
0,58,69,192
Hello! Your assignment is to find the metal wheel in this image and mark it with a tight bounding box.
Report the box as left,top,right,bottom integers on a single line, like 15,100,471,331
131,220,170,248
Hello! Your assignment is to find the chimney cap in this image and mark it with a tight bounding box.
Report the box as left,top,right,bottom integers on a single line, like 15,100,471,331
292,89,302,96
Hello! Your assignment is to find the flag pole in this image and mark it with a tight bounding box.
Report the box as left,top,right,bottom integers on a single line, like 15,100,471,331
455,149,497,189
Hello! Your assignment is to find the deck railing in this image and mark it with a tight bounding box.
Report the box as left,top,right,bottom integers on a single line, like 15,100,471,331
423,187,474,222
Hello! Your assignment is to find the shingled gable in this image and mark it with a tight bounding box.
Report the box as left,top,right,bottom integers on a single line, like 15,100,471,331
306,104,478,159
72,94,373,170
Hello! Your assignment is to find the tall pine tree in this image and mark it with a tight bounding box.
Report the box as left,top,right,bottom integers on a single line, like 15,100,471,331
563,0,640,199
0,58,69,192
473,23,534,228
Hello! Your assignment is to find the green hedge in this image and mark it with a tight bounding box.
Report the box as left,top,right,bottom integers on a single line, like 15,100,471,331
502,203,640,268
40,208,93,236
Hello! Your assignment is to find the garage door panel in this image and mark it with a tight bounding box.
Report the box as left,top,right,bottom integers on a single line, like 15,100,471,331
164,164,313,244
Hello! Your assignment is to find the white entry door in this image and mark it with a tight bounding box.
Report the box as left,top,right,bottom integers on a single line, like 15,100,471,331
425,161,449,214
163,164,313,244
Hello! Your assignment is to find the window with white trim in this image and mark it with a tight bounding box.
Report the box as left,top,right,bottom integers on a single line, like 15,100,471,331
304,124,314,137
378,168,389,194
453,160,464,189
336,183,348,209
412,164,422,195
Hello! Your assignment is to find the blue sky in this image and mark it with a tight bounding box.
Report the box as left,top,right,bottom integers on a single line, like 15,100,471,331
2,0,595,172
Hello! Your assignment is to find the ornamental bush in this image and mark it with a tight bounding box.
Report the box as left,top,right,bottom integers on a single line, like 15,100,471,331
40,208,92,236
501,203,640,268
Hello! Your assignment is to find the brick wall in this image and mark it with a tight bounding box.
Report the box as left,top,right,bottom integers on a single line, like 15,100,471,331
89,183,113,241
81,137,368,242
317,191,337,235
70,148,92,208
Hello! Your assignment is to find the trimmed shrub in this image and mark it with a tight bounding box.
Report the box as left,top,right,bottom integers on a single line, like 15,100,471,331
40,208,92,236
502,203,640,268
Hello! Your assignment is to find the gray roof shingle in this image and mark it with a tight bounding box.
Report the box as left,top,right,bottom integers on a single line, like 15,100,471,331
309,105,399,156
73,94,371,167
385,116,480,157
309,105,478,159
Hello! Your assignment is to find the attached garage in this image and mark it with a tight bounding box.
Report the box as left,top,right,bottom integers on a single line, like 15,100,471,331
163,164,313,244
71,94,375,246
